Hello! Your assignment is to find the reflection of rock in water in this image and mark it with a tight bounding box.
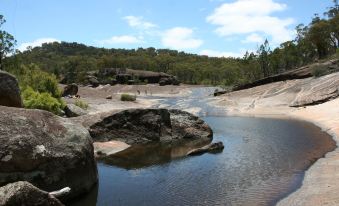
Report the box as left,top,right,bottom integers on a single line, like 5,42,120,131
68,183,98,206
101,139,211,169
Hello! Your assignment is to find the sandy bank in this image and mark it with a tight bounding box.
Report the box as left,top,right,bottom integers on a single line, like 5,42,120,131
212,73,339,205
63,84,193,115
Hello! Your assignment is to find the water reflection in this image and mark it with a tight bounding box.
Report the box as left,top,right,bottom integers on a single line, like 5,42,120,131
100,138,212,169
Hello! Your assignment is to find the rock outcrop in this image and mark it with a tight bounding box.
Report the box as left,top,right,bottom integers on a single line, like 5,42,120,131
233,59,339,92
61,84,78,97
98,68,179,85
89,109,213,145
0,70,23,108
159,76,180,86
290,73,339,107
0,181,64,206
0,106,97,200
64,104,87,117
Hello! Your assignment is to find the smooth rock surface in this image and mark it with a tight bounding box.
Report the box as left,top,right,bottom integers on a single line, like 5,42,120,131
89,109,213,145
0,106,98,200
233,59,339,92
0,70,23,108
290,74,339,107
64,104,87,117
0,181,64,206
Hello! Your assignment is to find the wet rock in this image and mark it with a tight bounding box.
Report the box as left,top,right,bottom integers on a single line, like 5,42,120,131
61,84,78,97
187,141,224,156
0,106,98,201
0,70,23,108
0,181,64,206
64,104,87,117
89,109,213,145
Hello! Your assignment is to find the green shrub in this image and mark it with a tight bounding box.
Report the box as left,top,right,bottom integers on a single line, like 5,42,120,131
75,99,89,110
19,64,62,98
311,65,329,77
120,93,136,101
22,87,65,115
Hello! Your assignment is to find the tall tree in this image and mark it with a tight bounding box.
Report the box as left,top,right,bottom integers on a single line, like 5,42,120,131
0,15,16,70
258,39,271,77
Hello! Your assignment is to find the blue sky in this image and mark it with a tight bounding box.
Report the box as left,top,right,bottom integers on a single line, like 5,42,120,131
0,0,334,57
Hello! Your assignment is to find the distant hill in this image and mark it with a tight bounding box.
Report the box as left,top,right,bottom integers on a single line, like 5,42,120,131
8,41,259,86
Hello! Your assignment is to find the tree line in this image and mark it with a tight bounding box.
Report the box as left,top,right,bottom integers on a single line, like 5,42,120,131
1,1,339,87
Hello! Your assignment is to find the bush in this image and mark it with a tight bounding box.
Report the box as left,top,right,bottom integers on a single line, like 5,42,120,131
120,94,136,101
75,99,89,110
22,87,65,115
19,64,62,98
311,65,329,77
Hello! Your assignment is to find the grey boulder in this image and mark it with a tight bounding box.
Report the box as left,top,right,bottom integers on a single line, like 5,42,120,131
64,104,87,117
61,84,78,97
0,106,97,201
0,70,23,108
0,181,64,206
89,108,213,145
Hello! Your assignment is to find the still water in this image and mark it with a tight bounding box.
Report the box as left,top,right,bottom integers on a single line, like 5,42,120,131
72,88,336,206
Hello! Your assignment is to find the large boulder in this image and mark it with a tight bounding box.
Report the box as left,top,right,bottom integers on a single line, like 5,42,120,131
0,106,98,201
89,109,213,145
61,84,78,97
0,181,64,206
0,71,23,108
64,104,87,117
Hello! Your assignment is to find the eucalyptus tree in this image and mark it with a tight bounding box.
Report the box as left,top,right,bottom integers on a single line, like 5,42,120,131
0,15,16,70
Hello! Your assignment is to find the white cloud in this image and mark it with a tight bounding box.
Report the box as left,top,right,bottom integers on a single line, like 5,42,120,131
242,33,265,44
96,35,143,44
18,38,60,51
123,16,156,30
206,0,294,44
200,49,244,58
162,27,203,50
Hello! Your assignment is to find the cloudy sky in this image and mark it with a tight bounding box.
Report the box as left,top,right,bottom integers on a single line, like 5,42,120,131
0,0,333,57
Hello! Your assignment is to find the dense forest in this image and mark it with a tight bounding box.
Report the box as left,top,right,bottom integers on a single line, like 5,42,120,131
2,1,339,86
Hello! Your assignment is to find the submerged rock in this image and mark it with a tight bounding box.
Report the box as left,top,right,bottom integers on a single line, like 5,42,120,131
64,104,87,117
0,70,23,108
62,84,78,97
187,141,224,156
0,181,64,206
0,106,98,201
89,109,213,145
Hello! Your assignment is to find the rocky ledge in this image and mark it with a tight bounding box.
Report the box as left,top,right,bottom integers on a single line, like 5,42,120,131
0,106,98,201
88,108,213,145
